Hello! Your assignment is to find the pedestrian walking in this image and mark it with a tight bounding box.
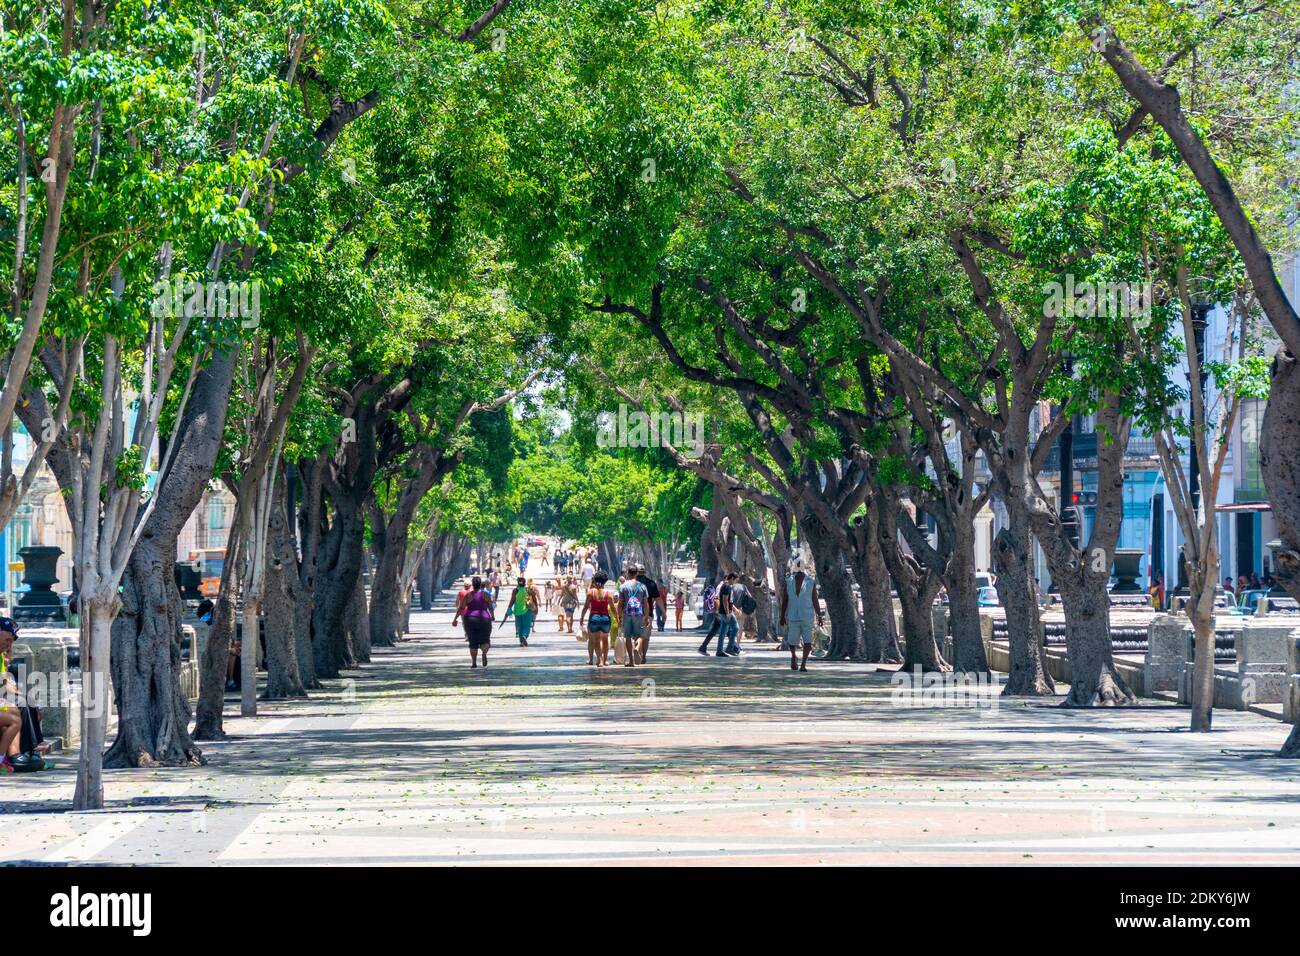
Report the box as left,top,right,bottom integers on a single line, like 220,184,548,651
580,572,617,666
559,576,579,632
674,589,685,631
502,576,538,645
779,563,822,672
723,575,752,656
453,576,495,668
619,563,651,666
698,572,737,657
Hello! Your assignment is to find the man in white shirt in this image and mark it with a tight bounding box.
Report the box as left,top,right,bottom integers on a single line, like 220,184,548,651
779,562,823,672
581,558,595,586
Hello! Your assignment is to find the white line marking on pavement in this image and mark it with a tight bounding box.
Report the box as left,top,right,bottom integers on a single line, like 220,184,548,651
45,818,146,862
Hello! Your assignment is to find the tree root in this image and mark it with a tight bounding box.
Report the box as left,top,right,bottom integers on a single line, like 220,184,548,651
1061,670,1137,707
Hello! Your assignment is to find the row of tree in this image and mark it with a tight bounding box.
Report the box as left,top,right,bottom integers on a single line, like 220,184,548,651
492,1,1300,754
2,0,1298,816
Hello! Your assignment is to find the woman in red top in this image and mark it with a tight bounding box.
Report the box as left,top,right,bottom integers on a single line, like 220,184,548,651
579,572,617,667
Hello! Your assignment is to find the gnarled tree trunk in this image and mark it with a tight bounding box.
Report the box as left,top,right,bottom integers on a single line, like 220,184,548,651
107,348,238,767
946,524,990,676
263,473,306,699
992,516,1055,697
850,512,902,663
803,507,863,660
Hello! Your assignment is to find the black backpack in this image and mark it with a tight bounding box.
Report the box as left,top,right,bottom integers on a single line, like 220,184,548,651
734,584,757,615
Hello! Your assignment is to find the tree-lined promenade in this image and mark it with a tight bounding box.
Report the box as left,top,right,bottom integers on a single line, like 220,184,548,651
2,0,1300,817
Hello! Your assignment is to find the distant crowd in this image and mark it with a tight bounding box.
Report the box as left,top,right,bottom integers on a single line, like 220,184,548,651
451,542,824,672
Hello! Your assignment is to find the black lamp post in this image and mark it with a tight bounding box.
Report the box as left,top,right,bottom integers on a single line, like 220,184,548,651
1188,298,1211,516
1059,352,1078,551
1177,288,1213,590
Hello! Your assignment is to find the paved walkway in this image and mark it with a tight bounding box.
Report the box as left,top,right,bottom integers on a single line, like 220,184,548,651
3,592,1299,865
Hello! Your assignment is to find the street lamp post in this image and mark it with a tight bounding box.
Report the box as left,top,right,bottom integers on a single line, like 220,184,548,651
1059,353,1078,552
1188,299,1211,516
1178,296,1212,591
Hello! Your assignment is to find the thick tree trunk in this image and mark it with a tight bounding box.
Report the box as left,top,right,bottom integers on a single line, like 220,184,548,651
346,573,371,665
946,535,990,676
697,487,723,580
369,534,404,648
107,344,238,767
897,585,946,672
993,520,1056,697
803,509,863,659
1037,402,1134,707
1281,722,1300,757
850,515,902,663
598,538,619,575
263,476,306,700
106,535,203,768
1261,350,1300,602
240,599,261,716
418,545,435,610
294,567,319,690
1055,571,1135,706
876,494,948,673
193,520,243,741
295,460,323,690
312,500,364,678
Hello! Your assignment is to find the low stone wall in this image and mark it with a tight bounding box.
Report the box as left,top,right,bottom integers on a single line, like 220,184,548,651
1180,622,1295,710
7,624,201,750
9,630,78,746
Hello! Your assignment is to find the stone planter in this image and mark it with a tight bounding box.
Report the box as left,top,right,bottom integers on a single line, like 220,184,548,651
13,545,67,624
1111,548,1145,593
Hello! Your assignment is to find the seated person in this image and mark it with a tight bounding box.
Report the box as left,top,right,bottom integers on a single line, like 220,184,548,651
0,616,51,772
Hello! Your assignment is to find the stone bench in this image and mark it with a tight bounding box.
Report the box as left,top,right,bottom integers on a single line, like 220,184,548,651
8,632,78,747
7,623,203,750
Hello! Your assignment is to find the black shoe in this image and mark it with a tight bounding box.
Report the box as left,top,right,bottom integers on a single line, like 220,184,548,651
697,646,709,655
9,752,48,773
726,648,740,656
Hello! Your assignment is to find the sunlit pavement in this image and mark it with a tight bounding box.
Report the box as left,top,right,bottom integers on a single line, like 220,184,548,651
3,592,1299,866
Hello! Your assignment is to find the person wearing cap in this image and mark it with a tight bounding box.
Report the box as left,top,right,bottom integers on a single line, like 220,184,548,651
0,617,22,769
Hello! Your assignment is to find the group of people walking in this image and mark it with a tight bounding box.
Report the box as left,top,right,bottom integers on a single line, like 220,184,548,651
453,544,825,673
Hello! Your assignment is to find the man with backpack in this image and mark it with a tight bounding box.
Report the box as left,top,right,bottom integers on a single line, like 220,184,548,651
618,563,650,667
698,572,739,657
727,576,758,656
698,579,718,632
